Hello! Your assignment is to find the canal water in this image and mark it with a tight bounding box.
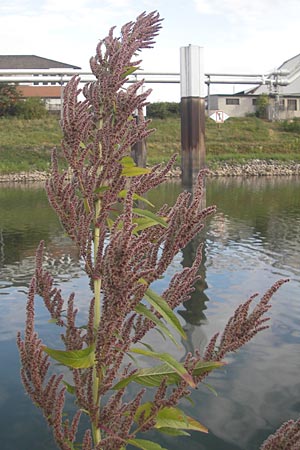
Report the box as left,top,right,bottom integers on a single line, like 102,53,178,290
0,176,299,450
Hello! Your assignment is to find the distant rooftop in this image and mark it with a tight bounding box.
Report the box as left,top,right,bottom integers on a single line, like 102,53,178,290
0,55,81,70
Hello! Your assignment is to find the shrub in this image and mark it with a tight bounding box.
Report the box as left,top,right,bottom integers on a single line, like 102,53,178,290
147,102,180,119
255,93,269,119
15,97,49,119
280,118,300,133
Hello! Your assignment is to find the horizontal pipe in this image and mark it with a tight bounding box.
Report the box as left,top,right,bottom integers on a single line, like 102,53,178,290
206,73,268,77
0,76,181,84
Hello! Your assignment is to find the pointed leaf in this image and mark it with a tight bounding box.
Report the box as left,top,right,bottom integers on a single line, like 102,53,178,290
134,401,153,422
133,209,167,228
134,303,180,347
118,190,154,207
132,218,163,233
144,288,186,339
155,407,188,429
112,360,224,389
184,414,209,433
157,427,190,436
62,380,76,395
129,348,196,388
127,438,167,450
202,382,219,396
121,166,151,177
120,156,135,168
156,407,208,434
43,345,95,369
122,65,140,78
94,186,109,194
139,341,155,352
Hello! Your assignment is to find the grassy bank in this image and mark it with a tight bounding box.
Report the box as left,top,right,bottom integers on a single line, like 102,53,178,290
0,115,300,173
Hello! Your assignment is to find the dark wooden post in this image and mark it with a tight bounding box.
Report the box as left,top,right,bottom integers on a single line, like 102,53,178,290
131,138,147,168
180,45,206,187
131,108,147,168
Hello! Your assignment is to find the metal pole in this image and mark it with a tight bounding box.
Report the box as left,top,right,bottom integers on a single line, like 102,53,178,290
180,45,206,188
60,76,64,121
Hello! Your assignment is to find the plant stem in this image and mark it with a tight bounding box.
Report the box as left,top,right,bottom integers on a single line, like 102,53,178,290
91,113,104,446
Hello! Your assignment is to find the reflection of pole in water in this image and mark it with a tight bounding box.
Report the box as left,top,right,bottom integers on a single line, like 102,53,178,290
0,228,4,266
178,238,209,355
177,183,210,356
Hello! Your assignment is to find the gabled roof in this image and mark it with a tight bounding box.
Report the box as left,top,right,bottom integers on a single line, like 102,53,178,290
0,55,81,70
245,52,300,96
278,53,300,74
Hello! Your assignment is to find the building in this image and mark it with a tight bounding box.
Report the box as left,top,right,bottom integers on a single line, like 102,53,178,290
0,55,81,112
208,94,258,118
208,53,300,120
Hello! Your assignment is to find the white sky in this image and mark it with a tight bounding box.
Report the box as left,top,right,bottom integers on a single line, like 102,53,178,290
1,0,300,101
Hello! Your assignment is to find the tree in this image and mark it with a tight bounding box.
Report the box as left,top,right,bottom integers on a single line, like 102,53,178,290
0,82,21,116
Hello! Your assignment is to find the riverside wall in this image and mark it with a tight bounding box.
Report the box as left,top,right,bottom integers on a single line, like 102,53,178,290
0,160,300,183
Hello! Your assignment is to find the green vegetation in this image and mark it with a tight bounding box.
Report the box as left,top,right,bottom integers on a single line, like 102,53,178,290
254,93,269,119
0,83,49,119
1,113,300,173
146,101,180,119
147,115,300,165
0,116,62,173
0,83,21,116
14,97,49,119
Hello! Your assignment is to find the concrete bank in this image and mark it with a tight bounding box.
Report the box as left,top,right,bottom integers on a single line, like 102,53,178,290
0,160,300,183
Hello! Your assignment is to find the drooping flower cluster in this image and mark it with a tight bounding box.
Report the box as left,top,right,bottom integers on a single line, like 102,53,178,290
18,10,291,450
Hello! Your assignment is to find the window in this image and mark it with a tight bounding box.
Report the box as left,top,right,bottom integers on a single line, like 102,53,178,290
226,98,240,105
252,98,257,106
287,99,297,111
279,99,285,111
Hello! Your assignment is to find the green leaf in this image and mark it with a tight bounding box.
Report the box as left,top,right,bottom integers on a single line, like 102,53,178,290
120,156,135,168
133,217,164,233
156,427,190,436
127,438,167,450
62,380,76,395
118,190,154,208
94,185,109,194
83,198,91,213
133,209,167,228
139,341,155,352
121,166,151,177
144,288,186,340
192,360,225,378
43,345,95,369
134,303,180,347
202,382,219,397
134,401,153,422
113,360,224,389
48,318,59,324
106,217,114,230
120,156,151,177
155,407,208,434
129,348,196,388
122,65,140,78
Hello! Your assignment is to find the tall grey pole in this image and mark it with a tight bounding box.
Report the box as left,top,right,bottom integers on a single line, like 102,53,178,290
180,45,206,187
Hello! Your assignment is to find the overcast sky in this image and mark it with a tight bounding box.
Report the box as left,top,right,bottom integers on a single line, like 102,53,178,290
1,0,300,101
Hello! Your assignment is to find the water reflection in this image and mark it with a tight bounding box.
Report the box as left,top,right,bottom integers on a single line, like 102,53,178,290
0,176,300,450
